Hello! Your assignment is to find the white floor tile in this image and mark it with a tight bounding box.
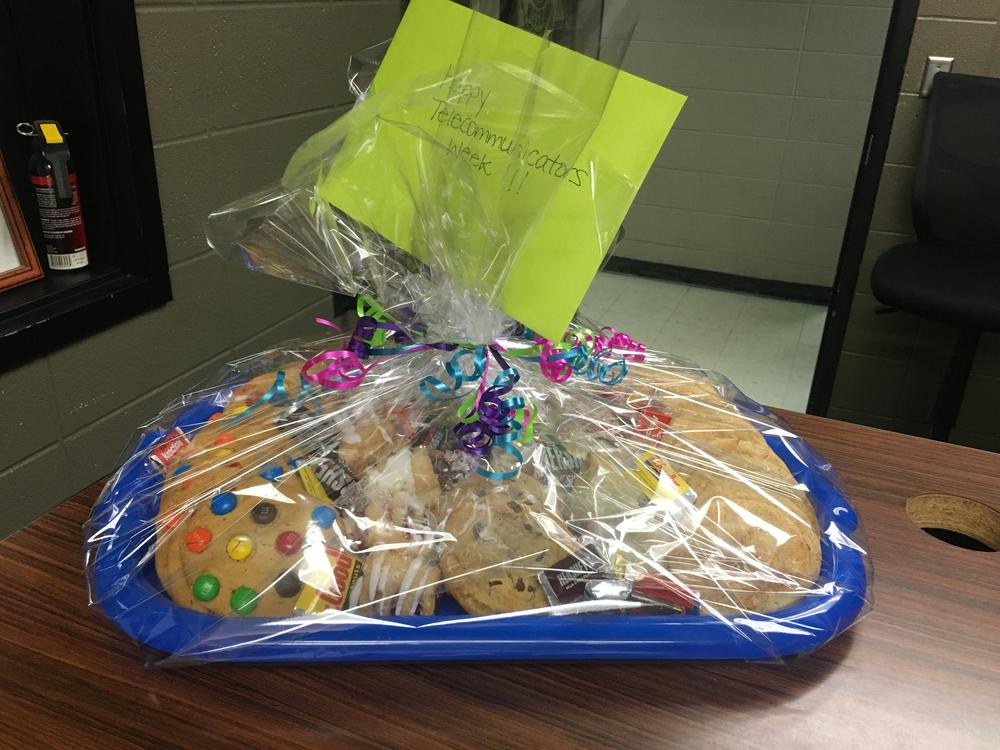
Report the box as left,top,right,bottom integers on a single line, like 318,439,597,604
600,312,668,344
781,379,812,412
669,287,750,331
656,322,731,370
720,331,799,364
801,308,828,346
791,342,820,377
582,287,621,314
577,275,827,413
715,354,793,406
734,304,806,344
578,295,611,322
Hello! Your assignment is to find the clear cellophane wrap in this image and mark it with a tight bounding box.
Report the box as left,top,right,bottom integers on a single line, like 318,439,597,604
85,7,869,663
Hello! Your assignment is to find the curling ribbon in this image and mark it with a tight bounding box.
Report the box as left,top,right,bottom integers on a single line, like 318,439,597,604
227,370,289,425
597,326,646,363
348,294,399,357
296,298,646,480
510,323,644,387
301,318,377,390
451,346,535,481
419,346,488,401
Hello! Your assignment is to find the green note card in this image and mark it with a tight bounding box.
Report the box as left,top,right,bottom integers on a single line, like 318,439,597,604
314,0,685,342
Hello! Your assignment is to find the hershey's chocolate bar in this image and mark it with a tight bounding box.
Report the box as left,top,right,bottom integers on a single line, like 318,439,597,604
537,545,609,606
631,574,699,615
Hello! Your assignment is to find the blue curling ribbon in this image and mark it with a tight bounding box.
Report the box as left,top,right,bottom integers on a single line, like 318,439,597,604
513,329,628,386
587,348,628,386
228,370,288,425
419,346,489,401
290,371,322,417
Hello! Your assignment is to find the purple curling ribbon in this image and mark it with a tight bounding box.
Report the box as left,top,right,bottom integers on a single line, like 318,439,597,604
452,346,532,480
346,315,381,358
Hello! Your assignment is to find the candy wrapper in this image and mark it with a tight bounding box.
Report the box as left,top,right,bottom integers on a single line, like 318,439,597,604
85,0,870,664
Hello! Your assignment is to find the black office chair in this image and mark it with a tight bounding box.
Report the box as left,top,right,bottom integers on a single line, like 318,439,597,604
871,73,1000,441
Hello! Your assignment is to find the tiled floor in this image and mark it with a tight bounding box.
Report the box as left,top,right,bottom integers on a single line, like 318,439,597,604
580,271,826,412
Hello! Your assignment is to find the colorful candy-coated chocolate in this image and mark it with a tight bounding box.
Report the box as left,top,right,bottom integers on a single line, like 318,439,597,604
163,512,185,532
251,502,277,525
185,527,213,553
192,575,220,601
173,464,191,476
274,571,302,598
213,448,234,460
275,531,302,556
210,492,237,515
311,506,337,529
226,535,254,561
230,586,258,615
259,465,283,481
213,432,236,446
230,405,249,417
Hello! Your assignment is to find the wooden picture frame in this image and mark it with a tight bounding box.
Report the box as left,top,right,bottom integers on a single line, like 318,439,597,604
0,148,43,292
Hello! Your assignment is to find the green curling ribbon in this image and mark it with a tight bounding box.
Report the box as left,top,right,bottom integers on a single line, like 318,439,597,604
356,294,393,348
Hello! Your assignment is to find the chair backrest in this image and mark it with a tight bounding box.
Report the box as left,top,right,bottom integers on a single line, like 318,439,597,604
913,73,1000,249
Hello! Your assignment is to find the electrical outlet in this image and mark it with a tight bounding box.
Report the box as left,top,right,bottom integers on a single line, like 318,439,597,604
920,56,954,97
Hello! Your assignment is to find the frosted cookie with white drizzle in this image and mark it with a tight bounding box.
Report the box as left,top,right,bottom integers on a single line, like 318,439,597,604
344,446,445,615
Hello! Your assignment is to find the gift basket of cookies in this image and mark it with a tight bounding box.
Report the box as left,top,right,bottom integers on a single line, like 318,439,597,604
85,0,870,663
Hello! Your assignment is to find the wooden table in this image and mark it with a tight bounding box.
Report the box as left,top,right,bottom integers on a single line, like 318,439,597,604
1,413,998,749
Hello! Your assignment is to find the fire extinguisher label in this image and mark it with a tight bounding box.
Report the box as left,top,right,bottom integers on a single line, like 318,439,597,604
47,250,89,270
30,173,89,270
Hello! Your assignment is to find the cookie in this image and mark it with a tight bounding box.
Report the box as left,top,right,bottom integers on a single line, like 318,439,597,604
332,446,444,615
558,363,824,615
152,366,358,618
680,471,821,615
357,446,442,544
625,365,797,482
349,546,440,615
158,461,333,618
440,473,576,615
153,374,447,619
574,443,822,616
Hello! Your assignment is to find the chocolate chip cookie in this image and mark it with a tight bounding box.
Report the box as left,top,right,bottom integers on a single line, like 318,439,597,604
440,473,577,614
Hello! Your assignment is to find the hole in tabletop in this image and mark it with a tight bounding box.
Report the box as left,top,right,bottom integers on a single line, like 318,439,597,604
905,493,1000,552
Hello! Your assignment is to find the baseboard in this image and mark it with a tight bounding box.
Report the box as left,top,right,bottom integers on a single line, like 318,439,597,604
603,257,832,306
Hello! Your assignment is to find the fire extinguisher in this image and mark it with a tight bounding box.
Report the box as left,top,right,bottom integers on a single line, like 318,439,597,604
17,120,89,271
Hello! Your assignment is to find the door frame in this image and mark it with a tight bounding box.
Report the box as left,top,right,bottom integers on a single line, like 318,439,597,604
808,0,921,415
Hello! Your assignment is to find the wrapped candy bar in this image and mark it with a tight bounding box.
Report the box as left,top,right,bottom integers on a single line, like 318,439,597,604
85,0,870,664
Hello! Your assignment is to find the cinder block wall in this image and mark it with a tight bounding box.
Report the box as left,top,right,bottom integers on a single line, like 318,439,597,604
829,1,1000,450
0,0,400,535
610,0,892,288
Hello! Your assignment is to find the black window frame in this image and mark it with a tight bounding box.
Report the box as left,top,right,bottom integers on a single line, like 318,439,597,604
0,0,170,372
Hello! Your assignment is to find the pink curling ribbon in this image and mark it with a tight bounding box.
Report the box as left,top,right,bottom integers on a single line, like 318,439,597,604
535,336,578,383
300,318,376,390
300,315,456,392
517,323,646,386
597,326,647,363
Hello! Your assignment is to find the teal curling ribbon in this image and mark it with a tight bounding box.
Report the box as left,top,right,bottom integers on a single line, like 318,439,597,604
419,346,489,401
292,297,644,481
416,345,535,480
227,370,288,425
510,329,629,386
584,347,628,386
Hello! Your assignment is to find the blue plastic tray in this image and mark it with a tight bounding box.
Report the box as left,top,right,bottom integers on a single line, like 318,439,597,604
91,390,867,662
